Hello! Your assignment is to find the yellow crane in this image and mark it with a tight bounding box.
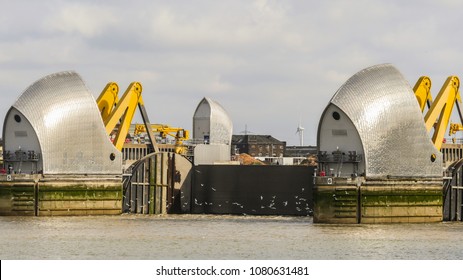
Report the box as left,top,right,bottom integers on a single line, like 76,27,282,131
413,76,432,112
97,82,119,122
134,124,189,155
96,81,159,153
413,76,462,150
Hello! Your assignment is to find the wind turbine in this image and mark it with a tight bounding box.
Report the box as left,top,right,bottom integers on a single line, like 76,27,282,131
296,122,304,146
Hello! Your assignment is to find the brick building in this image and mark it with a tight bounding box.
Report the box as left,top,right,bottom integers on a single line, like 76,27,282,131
232,135,286,157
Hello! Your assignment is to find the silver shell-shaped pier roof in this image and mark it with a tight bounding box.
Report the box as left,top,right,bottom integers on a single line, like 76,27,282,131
193,97,233,145
3,71,122,175
317,64,442,179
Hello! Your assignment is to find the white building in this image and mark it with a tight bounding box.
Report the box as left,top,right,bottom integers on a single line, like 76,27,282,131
2,71,122,175
317,64,442,178
192,97,233,165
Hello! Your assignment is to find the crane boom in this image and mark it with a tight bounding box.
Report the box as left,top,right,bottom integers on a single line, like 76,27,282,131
134,124,189,154
96,82,119,123
414,76,461,150
413,76,432,112
134,124,189,139
97,82,159,153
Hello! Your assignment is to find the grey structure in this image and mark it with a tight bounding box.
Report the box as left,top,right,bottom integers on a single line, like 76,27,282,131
2,71,122,175
192,97,233,165
193,97,233,145
317,64,442,179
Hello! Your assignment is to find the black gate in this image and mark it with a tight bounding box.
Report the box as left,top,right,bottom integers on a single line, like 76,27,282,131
191,165,314,216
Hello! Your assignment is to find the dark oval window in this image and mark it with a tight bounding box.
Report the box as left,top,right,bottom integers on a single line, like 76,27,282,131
14,114,21,123
430,153,436,162
110,153,116,161
332,111,341,120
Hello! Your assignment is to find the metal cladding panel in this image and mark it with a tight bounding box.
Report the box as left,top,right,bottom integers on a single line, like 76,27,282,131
193,97,233,145
328,64,442,178
11,71,122,175
193,144,231,165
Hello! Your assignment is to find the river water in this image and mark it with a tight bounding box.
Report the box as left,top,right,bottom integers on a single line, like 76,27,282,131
1,215,462,260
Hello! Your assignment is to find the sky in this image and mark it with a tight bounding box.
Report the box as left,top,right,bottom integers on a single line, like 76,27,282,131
1,0,463,146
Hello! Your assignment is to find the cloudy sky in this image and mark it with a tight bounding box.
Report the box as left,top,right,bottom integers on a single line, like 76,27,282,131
1,0,463,145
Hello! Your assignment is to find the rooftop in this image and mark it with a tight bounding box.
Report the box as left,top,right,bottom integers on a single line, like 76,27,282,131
232,135,285,145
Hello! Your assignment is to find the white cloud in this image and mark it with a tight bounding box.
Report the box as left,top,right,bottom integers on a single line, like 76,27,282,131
325,70,350,85
141,0,308,54
44,3,117,37
206,74,233,93
2,0,463,144
0,37,85,65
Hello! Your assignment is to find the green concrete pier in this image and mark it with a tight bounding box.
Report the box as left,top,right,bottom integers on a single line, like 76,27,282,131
0,174,122,216
313,176,443,223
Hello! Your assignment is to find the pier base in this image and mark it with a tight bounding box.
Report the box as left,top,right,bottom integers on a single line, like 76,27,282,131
0,175,122,216
314,177,443,223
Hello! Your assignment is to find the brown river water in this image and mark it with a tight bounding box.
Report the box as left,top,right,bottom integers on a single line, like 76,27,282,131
1,215,462,260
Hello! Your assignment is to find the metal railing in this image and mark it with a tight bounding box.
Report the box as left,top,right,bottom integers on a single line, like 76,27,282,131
317,151,362,163
3,150,40,162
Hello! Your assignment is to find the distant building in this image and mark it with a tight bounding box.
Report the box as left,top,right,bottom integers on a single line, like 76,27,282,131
284,145,317,157
232,135,286,157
